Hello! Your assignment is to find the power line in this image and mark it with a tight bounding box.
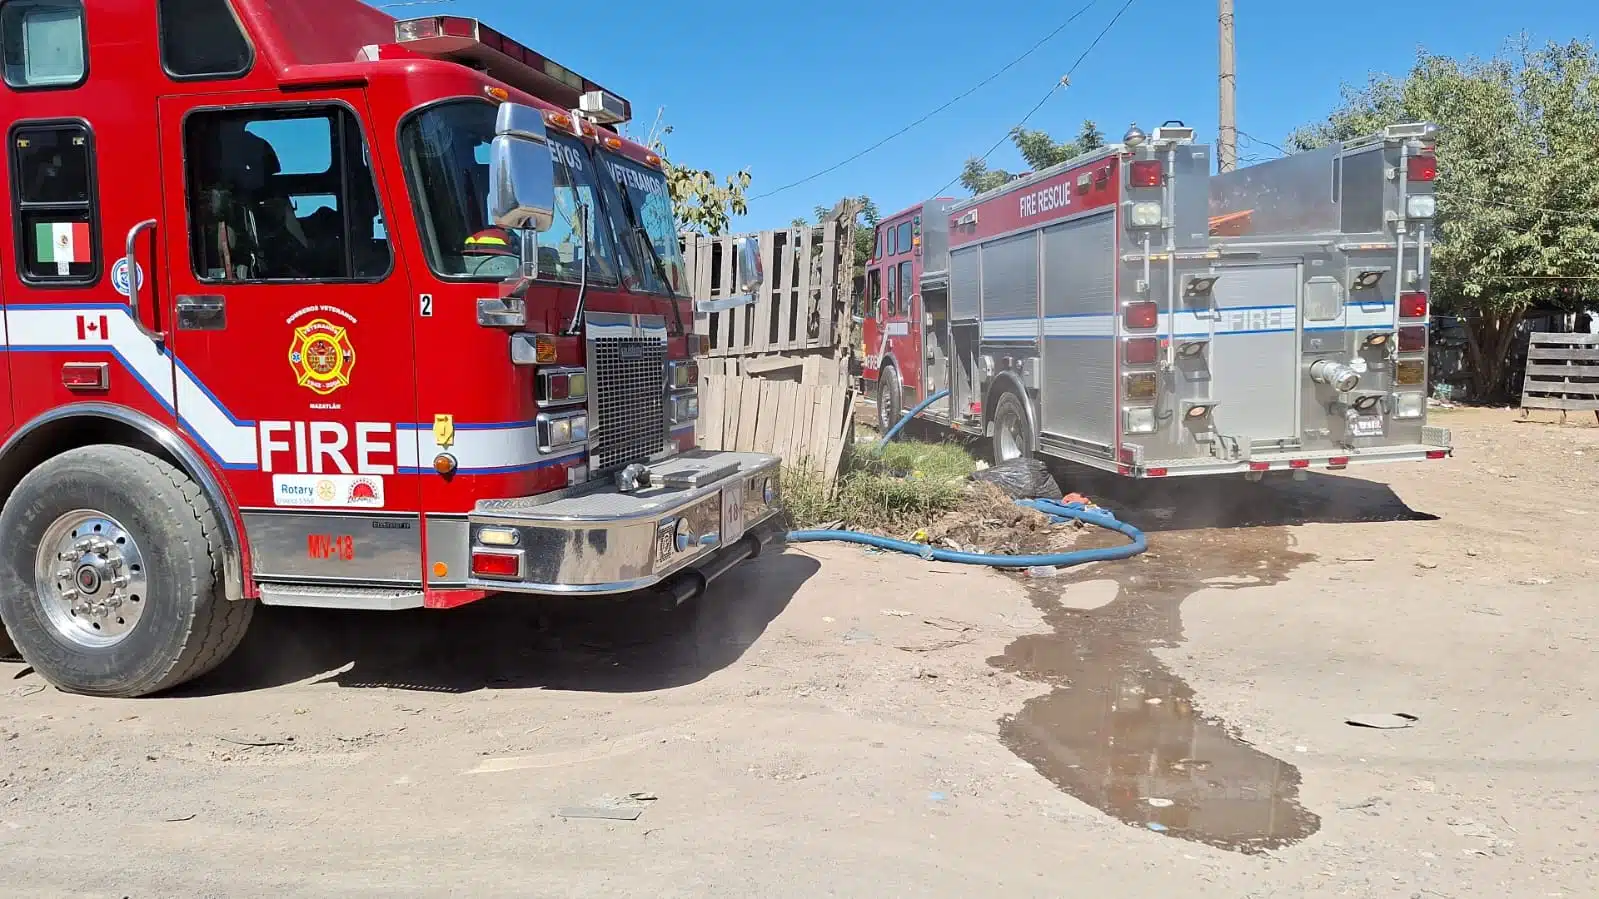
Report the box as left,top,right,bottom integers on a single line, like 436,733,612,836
1452,194,1599,218
746,0,1102,202
937,0,1138,197
1236,129,1288,157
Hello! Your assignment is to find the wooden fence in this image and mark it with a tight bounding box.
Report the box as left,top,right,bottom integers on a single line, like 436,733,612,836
680,206,861,478
1519,332,1599,423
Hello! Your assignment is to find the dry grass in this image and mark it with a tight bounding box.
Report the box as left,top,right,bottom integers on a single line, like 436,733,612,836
782,439,978,532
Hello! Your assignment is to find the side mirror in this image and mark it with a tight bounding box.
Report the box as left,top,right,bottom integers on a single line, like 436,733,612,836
488,103,556,234
695,235,765,313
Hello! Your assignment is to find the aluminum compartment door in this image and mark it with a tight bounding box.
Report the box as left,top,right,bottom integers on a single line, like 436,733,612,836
1206,263,1300,444
1040,214,1116,446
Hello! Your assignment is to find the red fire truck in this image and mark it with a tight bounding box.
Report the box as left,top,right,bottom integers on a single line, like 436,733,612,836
0,1,783,697
862,122,1453,478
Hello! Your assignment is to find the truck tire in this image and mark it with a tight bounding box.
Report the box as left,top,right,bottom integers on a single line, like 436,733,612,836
0,445,253,697
990,389,1033,463
0,623,17,662
876,363,904,433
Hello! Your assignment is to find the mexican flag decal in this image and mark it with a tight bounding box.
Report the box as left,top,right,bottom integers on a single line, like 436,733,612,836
36,222,90,275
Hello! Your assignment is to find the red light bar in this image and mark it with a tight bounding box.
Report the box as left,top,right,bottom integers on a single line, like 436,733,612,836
392,17,631,124
1407,155,1437,182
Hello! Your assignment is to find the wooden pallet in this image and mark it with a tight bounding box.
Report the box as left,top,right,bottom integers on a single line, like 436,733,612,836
1519,332,1599,424
698,373,853,482
681,221,852,358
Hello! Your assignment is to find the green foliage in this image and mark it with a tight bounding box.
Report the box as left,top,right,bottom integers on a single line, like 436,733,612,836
781,439,976,531
646,122,751,236
958,120,1106,194
1291,39,1599,398
799,195,880,270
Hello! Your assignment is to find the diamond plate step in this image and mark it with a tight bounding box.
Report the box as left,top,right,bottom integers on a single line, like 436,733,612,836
257,583,424,611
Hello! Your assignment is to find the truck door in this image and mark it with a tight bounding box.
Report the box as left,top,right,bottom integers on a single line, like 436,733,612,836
154,91,421,585
1208,262,1301,447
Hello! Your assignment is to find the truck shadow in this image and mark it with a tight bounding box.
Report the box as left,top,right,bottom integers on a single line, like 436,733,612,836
188,550,818,697
1047,464,1439,533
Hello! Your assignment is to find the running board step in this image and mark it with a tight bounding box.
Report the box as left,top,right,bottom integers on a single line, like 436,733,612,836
257,583,424,611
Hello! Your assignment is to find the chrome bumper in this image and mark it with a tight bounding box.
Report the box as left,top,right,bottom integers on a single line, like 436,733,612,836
1138,432,1453,478
464,450,783,595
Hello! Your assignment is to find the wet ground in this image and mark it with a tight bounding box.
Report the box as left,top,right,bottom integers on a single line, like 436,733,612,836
992,469,1433,855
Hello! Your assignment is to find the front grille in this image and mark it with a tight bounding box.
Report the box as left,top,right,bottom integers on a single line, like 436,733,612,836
591,334,666,471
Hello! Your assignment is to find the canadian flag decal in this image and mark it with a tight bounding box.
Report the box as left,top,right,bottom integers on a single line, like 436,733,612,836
76,314,109,341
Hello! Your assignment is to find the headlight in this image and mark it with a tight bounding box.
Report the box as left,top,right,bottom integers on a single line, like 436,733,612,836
669,391,699,425
1123,406,1157,434
1406,195,1436,219
1130,202,1162,228
667,359,699,390
1391,392,1425,419
537,411,588,452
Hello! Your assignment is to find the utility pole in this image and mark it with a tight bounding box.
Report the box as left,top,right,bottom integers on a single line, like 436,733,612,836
1218,0,1237,173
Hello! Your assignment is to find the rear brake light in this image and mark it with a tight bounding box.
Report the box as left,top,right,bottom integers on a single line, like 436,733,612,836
1145,467,1168,478
1123,301,1158,330
1407,155,1437,182
471,550,522,579
1123,337,1158,365
1129,160,1163,188
1328,456,1350,469
1398,326,1426,353
1426,450,1447,460
1248,461,1270,472
1399,292,1428,318
1288,459,1310,469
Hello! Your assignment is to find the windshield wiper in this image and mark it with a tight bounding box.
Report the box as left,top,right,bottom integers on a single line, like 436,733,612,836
604,163,685,336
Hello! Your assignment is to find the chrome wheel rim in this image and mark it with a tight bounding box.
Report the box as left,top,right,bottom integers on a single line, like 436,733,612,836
995,402,1027,463
34,510,149,649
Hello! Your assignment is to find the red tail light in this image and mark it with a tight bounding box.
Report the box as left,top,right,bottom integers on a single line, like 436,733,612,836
1124,301,1158,330
1407,155,1437,182
1328,456,1350,469
1426,450,1447,460
471,551,522,579
1123,337,1158,365
1145,467,1169,478
1129,161,1163,188
1398,325,1427,353
1288,459,1310,469
1399,292,1428,319
1249,461,1270,472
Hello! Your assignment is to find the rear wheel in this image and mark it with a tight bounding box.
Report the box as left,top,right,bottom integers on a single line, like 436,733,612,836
0,624,17,662
0,445,253,697
876,363,904,433
990,389,1032,463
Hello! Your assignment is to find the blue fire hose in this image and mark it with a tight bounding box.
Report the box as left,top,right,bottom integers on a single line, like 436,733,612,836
786,389,1147,569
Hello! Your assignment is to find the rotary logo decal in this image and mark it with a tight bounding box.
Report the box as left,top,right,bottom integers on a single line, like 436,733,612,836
288,318,356,395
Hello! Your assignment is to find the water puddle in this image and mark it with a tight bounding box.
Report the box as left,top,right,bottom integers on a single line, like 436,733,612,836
992,524,1320,854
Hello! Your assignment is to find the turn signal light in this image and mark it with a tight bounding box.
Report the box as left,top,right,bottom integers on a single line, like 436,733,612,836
1130,160,1163,188
1398,326,1427,353
534,333,558,364
1123,337,1158,365
1124,372,1158,401
1399,292,1428,319
1396,360,1426,385
1123,301,1158,330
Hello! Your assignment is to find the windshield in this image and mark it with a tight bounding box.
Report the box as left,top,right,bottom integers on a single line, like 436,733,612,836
598,150,689,297
398,100,618,284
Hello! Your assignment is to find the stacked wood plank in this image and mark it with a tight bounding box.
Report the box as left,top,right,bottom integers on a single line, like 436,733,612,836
1519,332,1599,424
698,373,854,482
681,222,851,358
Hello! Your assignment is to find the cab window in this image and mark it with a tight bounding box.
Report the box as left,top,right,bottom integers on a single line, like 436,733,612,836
866,268,881,318
898,261,913,315
158,0,252,80
886,264,898,314
10,120,97,283
874,226,883,260
1,0,86,88
183,105,391,282
896,221,912,256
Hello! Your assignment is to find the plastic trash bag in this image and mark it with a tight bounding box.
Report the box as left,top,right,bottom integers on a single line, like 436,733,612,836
971,458,1062,500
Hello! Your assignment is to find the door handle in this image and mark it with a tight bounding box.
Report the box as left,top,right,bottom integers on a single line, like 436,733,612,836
176,294,227,331
124,219,165,343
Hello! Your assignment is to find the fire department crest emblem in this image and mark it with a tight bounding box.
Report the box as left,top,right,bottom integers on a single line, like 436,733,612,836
288,318,356,395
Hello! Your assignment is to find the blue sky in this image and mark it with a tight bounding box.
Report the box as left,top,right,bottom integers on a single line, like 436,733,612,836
394,0,1595,229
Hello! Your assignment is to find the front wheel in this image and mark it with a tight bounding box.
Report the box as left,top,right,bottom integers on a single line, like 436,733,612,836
0,445,253,697
990,389,1033,463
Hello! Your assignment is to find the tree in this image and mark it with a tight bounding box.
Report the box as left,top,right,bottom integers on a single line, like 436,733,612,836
1290,39,1599,399
791,196,880,270
643,119,752,236
959,120,1106,194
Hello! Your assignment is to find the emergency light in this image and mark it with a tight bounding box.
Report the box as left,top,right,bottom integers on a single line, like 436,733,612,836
392,16,631,125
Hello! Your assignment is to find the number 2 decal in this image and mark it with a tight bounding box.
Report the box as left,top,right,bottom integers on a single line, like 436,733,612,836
419,294,433,317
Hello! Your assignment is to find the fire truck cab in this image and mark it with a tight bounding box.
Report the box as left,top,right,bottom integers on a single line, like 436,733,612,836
0,0,783,697
863,121,1454,480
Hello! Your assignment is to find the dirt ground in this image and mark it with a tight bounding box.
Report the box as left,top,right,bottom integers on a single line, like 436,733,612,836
2,407,1597,898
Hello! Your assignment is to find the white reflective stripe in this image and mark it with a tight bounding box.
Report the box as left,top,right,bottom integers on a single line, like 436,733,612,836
982,318,1039,339
1168,305,1297,337
1042,314,1115,338
4,304,583,474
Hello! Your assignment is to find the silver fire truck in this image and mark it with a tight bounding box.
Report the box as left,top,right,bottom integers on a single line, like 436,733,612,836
872,122,1454,478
